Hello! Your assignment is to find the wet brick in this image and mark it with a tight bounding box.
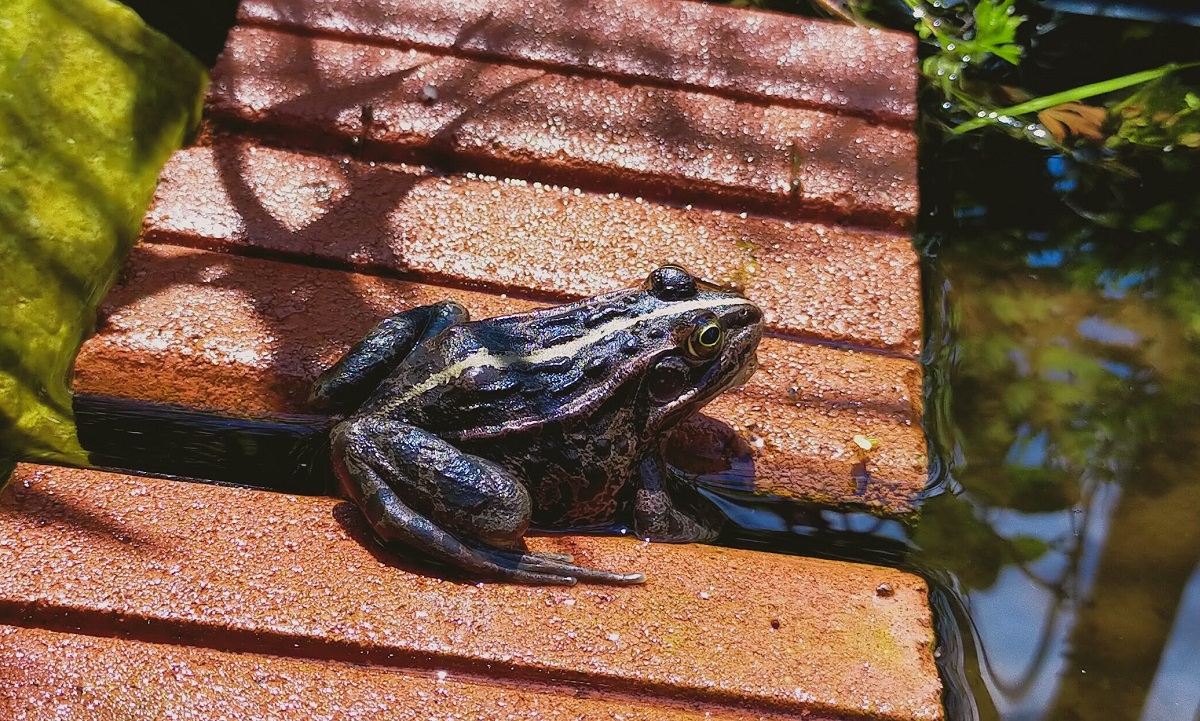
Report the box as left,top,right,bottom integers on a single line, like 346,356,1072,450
207,27,918,228
145,142,922,356
0,464,943,720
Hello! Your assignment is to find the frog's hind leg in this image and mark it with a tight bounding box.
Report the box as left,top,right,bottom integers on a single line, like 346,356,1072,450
312,301,469,412
331,417,645,586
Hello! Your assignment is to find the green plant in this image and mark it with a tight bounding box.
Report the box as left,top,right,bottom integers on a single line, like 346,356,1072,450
895,0,1200,158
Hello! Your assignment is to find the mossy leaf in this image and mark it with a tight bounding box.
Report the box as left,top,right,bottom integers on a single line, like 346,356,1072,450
0,0,207,468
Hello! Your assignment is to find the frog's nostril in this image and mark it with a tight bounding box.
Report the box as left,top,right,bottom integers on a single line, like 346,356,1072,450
734,306,760,323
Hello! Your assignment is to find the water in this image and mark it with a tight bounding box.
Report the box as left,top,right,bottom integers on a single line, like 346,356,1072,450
913,122,1200,719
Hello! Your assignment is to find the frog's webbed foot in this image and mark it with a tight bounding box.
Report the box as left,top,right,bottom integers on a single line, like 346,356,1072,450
633,455,723,543
362,482,643,585
332,417,644,586
480,546,645,585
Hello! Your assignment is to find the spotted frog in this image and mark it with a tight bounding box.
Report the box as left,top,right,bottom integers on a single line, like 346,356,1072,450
313,266,763,585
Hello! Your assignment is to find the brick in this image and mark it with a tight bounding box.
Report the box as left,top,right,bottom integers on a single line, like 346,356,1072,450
236,0,918,125
207,27,918,228
0,464,943,720
0,626,797,721
13,2,937,717
77,244,541,416
702,348,924,512
145,142,922,356
75,244,926,514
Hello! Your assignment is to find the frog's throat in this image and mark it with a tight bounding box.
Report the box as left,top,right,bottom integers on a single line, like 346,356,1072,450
383,295,758,411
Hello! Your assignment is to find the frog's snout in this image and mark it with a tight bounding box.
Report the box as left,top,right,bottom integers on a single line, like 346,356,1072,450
734,352,759,388
724,301,763,385
733,302,762,322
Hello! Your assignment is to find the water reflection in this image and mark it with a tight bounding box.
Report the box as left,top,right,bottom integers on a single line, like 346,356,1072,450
1143,563,1200,721
917,142,1200,720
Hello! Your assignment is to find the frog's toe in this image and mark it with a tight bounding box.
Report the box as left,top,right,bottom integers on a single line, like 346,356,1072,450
485,547,645,586
493,548,575,564
491,567,580,586
572,567,647,585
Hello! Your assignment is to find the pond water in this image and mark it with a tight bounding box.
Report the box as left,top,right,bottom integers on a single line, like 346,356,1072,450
916,126,1200,719
3,1,1199,720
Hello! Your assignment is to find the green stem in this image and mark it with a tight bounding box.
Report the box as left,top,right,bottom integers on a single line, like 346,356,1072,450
953,61,1200,134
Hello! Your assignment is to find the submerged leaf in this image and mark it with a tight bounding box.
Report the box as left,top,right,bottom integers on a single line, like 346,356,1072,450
1037,102,1109,142
1009,535,1050,563
1111,75,1200,149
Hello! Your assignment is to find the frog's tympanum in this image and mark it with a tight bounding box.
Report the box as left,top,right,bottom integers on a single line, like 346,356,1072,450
313,266,763,585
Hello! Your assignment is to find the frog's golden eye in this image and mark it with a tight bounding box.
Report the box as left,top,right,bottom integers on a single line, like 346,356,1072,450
687,320,724,358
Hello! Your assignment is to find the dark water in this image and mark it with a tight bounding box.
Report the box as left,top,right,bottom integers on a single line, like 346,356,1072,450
4,2,1199,720
914,115,1200,719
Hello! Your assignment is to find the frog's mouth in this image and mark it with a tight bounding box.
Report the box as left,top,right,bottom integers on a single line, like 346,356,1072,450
730,351,758,389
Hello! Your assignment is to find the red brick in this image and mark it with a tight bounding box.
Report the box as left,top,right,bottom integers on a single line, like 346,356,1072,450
76,244,541,415
16,2,936,716
704,347,924,511
236,0,917,125
0,464,943,720
74,244,926,514
207,27,918,228
145,142,922,356
0,625,811,721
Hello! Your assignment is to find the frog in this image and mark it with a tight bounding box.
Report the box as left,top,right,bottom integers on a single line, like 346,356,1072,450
312,265,763,586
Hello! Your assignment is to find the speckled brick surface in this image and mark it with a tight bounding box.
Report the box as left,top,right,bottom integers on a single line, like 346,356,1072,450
145,142,922,356
0,625,851,721
8,0,943,716
207,26,917,228
0,464,942,720
235,0,917,124
74,244,927,513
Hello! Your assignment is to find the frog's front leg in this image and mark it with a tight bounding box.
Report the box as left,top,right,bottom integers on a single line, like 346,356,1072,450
312,301,469,412
332,416,646,586
633,454,723,543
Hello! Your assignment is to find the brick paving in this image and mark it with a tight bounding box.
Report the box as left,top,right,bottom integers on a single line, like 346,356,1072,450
208,26,918,227
0,465,942,720
0,0,942,717
145,142,922,354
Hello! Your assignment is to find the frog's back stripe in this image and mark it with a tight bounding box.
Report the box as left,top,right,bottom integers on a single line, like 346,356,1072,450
382,295,755,412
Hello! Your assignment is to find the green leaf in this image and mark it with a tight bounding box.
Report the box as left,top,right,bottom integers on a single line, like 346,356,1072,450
1010,535,1051,563
970,0,1025,65
0,0,207,467
954,62,1199,134
1131,202,1176,232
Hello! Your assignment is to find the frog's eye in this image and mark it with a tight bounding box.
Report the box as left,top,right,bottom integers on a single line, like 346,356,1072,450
645,265,698,300
686,320,724,359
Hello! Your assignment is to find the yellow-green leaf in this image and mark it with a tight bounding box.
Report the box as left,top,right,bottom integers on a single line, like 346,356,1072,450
0,0,207,468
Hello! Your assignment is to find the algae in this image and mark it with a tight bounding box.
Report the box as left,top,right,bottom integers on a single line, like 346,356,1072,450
0,0,207,473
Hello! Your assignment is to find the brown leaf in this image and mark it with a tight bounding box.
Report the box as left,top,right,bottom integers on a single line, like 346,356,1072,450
1037,102,1109,142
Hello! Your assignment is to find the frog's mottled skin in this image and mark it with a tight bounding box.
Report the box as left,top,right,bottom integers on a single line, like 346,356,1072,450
314,266,763,585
